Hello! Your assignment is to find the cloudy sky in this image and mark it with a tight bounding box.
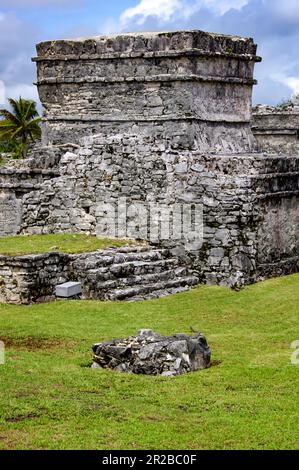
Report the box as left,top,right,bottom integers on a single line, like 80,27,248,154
0,0,299,108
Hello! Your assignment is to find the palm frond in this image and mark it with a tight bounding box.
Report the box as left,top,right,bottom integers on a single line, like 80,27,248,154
7,98,23,121
0,109,20,124
25,101,39,121
0,97,41,157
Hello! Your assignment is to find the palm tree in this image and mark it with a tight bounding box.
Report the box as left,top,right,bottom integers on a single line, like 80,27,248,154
0,97,41,159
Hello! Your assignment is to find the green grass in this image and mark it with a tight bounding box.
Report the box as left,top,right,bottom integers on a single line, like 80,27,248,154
0,274,298,450
0,233,136,256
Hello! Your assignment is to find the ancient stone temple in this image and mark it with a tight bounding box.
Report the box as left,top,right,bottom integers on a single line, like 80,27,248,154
34,30,258,152
0,30,298,300
252,95,299,155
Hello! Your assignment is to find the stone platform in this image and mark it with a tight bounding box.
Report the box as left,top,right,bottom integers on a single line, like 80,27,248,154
0,245,198,304
0,29,298,299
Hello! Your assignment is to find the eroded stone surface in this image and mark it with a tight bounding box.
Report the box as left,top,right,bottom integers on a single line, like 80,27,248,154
252,95,299,155
33,29,260,151
0,247,198,304
0,29,298,299
92,329,211,376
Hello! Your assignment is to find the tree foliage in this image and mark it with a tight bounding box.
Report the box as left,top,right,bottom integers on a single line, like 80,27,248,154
0,97,41,159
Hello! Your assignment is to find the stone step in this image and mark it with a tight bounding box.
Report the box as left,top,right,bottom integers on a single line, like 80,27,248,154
80,258,180,282
83,266,188,293
127,285,195,301
72,248,172,269
103,275,199,301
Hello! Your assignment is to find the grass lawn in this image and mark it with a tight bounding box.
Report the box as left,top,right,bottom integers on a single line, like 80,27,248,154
0,274,298,450
0,233,135,256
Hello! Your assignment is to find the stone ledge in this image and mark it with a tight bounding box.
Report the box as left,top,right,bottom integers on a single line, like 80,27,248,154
34,30,259,59
257,190,299,199
32,48,262,63
257,256,299,278
0,252,70,264
0,183,44,190
252,129,298,135
0,168,59,176
42,115,251,124
36,74,257,86
252,171,299,179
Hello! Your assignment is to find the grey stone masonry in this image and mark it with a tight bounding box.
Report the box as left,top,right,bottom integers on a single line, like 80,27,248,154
32,30,261,152
0,29,298,296
252,95,299,155
18,134,299,287
0,246,198,304
0,145,72,236
92,329,211,376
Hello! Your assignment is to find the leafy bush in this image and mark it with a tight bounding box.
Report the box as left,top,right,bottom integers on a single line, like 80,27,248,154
277,98,293,109
0,97,41,159
0,139,24,160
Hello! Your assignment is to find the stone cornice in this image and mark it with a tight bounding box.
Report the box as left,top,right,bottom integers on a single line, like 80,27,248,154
42,116,250,124
32,48,261,63
36,74,257,86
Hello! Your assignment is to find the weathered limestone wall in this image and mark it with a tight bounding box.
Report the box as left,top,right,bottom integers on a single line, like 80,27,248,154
252,97,299,155
33,30,260,153
21,30,299,286
0,191,22,237
0,252,69,303
0,145,76,236
0,29,298,292
19,133,299,286
252,156,299,278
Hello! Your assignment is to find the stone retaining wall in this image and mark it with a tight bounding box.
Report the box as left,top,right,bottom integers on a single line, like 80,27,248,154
0,252,69,303
0,246,198,304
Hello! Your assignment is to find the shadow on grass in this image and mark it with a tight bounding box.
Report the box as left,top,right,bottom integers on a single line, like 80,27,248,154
0,335,77,351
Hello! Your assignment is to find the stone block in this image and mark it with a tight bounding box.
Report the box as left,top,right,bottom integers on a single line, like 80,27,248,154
55,281,82,298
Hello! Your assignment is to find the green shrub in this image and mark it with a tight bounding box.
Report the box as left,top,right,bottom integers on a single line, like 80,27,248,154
0,139,23,158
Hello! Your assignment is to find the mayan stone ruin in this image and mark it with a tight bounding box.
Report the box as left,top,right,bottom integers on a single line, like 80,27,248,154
92,329,211,376
252,95,299,155
0,29,298,303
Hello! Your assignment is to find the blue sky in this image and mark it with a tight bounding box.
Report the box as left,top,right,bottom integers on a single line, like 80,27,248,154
0,0,299,108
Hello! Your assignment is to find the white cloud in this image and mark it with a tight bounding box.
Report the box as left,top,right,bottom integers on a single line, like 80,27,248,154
273,74,299,97
198,0,248,15
5,83,39,102
0,12,41,107
99,17,121,35
120,0,249,27
121,0,183,27
0,83,39,108
270,0,299,23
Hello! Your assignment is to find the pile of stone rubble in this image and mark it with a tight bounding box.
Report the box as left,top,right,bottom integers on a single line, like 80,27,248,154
92,329,211,376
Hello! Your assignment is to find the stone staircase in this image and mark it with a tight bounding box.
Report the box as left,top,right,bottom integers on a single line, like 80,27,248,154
70,246,199,301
